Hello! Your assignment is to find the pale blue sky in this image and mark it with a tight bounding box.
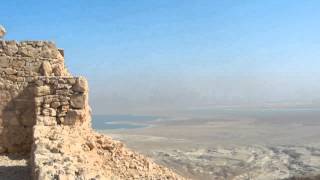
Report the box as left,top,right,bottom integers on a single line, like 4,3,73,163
1,0,320,114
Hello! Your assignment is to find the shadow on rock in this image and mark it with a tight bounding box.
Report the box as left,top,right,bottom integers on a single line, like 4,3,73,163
0,165,30,180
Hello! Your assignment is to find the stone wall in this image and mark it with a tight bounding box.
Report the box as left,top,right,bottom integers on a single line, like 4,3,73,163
0,41,69,153
31,76,92,179
33,76,90,128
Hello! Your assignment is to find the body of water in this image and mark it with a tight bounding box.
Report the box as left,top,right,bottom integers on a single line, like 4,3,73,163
92,108,320,130
92,114,159,130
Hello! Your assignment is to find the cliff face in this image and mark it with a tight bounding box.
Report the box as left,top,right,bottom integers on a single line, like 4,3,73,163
0,41,184,179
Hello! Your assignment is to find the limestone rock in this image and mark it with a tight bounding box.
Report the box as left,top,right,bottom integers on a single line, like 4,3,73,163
63,109,83,125
52,65,63,76
19,45,37,57
4,68,17,75
51,101,60,108
32,126,185,180
0,56,10,67
36,116,57,126
72,77,88,93
3,41,19,55
70,94,86,109
40,61,52,76
34,85,51,96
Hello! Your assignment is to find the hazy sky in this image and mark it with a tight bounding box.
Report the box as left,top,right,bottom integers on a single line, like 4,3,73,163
2,0,320,114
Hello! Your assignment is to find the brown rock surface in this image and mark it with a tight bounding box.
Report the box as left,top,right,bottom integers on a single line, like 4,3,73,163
32,126,183,180
40,61,52,76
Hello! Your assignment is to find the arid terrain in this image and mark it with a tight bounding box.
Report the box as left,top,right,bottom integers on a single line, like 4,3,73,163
98,108,320,180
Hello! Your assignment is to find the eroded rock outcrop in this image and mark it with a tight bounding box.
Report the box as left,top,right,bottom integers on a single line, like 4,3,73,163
0,40,184,179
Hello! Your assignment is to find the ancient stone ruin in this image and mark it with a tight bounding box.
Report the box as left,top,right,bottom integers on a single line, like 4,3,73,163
0,40,183,179
0,26,5,39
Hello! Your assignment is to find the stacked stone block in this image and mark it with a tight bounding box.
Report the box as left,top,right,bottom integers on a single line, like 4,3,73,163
34,76,90,128
0,41,71,153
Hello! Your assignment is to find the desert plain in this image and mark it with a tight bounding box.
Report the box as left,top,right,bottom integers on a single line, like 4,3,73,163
100,108,320,180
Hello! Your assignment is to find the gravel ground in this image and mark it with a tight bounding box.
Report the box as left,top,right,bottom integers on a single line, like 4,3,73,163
0,154,30,180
